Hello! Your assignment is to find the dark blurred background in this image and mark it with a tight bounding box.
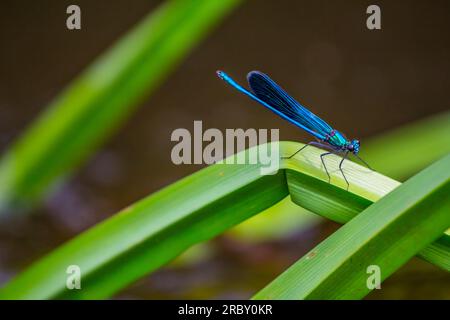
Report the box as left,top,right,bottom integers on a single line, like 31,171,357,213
0,0,449,299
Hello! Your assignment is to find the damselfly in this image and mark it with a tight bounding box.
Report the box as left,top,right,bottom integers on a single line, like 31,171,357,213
216,70,372,190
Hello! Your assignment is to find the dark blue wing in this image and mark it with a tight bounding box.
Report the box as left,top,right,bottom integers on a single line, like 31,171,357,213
217,70,326,140
247,71,334,138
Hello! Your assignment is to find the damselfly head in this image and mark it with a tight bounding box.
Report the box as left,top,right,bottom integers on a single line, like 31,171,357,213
348,139,360,154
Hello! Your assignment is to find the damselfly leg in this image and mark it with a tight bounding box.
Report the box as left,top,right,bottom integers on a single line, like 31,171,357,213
284,143,351,190
320,152,333,184
354,154,373,171
281,141,330,159
339,151,350,190
281,142,311,159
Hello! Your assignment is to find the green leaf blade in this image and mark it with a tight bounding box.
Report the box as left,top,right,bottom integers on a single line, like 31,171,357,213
254,153,450,300
0,0,242,211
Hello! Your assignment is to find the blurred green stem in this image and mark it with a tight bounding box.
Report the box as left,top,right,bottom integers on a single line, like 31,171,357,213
0,0,241,212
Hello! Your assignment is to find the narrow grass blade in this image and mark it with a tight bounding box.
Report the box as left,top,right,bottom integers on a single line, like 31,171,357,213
254,153,450,300
361,111,450,180
0,147,287,299
282,143,450,270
